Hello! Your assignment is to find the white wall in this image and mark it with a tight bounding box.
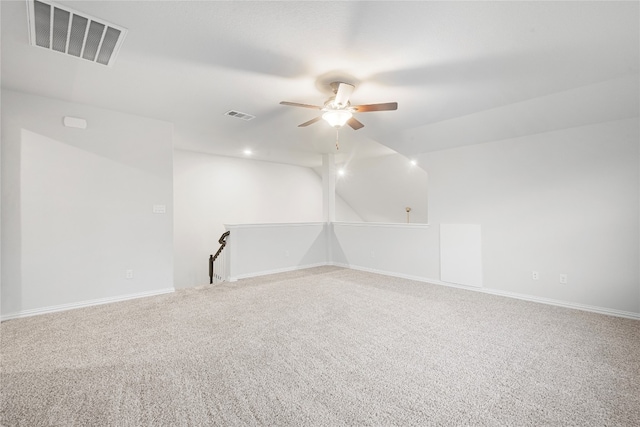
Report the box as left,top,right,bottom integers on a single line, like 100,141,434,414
311,151,429,223
1,90,174,318
331,222,437,279
222,221,438,285
227,223,327,280
420,118,640,314
173,149,360,288
335,153,428,223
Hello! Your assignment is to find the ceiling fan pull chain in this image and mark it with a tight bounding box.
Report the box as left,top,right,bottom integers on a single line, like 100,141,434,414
335,129,340,150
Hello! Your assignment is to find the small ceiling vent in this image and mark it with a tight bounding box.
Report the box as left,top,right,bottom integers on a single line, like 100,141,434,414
27,0,127,67
224,110,255,121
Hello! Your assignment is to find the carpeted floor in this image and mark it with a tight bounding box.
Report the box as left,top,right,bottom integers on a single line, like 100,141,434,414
1,266,639,426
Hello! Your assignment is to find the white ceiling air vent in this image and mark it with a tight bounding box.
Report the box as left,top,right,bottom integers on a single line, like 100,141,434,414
225,110,255,121
27,0,127,67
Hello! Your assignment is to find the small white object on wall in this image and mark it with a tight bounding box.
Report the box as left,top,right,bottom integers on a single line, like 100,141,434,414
63,116,87,129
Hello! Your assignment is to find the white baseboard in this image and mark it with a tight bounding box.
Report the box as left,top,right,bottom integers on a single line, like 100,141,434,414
6,265,637,322
477,288,640,320
0,288,175,322
328,262,640,320
228,262,328,282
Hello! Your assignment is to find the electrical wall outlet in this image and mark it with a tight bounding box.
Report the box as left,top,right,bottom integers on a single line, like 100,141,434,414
125,269,134,279
532,271,539,280
559,274,568,284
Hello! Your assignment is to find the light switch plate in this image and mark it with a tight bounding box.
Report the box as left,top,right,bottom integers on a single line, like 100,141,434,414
153,204,166,214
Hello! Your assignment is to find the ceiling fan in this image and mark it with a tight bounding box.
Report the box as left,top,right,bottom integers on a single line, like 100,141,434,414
280,82,398,131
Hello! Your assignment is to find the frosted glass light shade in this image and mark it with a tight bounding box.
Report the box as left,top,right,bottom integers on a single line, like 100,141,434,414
322,110,352,127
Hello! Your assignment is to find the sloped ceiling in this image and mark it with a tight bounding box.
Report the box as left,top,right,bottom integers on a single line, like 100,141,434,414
2,1,638,167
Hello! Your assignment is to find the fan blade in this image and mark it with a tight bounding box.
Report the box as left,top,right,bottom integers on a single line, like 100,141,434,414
347,117,364,130
298,116,323,127
352,102,398,112
280,101,323,110
334,83,355,107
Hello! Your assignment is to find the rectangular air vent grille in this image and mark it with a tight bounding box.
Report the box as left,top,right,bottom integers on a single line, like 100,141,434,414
27,0,127,67
225,110,256,121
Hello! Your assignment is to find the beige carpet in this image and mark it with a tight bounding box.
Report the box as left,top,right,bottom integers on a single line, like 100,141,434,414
2,266,639,426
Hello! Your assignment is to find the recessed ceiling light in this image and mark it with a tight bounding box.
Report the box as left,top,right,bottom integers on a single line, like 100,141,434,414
337,168,346,176
243,149,252,155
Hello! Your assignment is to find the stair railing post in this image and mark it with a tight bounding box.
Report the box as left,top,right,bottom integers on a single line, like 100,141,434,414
209,254,214,284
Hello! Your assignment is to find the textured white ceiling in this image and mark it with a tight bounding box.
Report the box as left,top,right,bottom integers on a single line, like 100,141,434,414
2,1,638,167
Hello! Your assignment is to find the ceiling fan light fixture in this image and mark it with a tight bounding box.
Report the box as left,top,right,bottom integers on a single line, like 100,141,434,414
322,110,352,127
